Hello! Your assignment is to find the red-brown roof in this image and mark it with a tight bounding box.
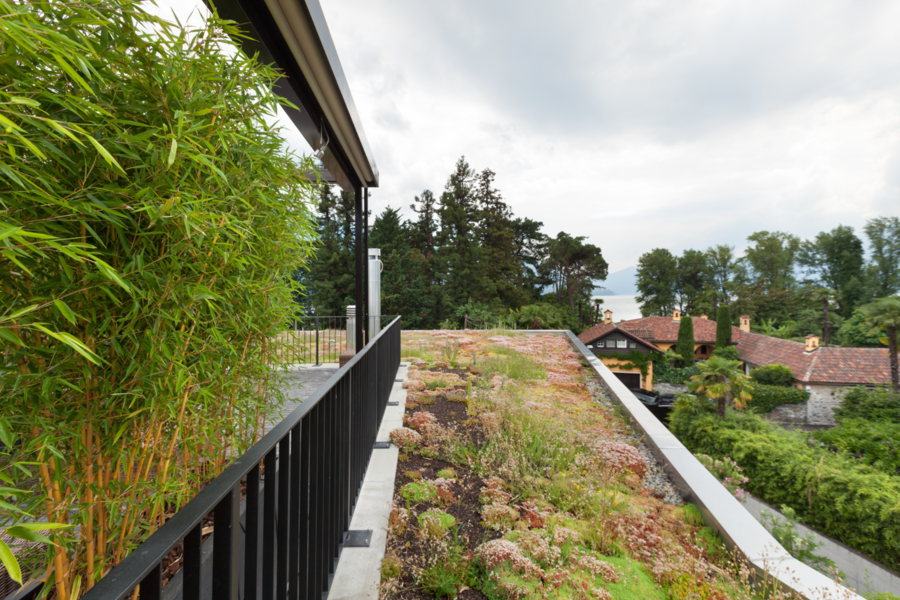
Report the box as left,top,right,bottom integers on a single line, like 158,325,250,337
578,317,892,385
579,316,720,344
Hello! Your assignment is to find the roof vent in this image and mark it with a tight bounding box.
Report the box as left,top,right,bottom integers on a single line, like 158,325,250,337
805,334,820,352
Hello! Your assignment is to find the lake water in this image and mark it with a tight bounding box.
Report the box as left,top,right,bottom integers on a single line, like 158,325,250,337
592,295,642,322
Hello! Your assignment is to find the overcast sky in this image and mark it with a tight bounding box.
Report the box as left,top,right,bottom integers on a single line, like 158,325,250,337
156,0,900,273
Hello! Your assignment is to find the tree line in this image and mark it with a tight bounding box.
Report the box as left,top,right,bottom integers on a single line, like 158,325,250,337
635,218,900,346
299,157,609,330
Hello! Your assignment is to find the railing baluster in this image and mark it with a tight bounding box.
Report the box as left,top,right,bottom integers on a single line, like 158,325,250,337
139,563,161,600
244,463,260,600
277,436,291,598
183,523,202,600
289,424,301,600
212,483,240,600
262,449,277,598
307,403,321,600
298,414,312,600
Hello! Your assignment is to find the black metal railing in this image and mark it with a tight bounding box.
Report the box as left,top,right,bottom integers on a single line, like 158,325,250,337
76,316,401,600
280,315,398,365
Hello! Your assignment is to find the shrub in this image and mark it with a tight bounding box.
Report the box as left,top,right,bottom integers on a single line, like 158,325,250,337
670,399,900,570
0,1,316,592
694,454,749,502
814,419,900,475
750,364,795,387
711,345,740,361
653,361,700,384
746,383,809,413
834,387,900,424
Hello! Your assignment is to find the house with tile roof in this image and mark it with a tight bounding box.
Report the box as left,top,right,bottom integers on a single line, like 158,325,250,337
578,310,892,425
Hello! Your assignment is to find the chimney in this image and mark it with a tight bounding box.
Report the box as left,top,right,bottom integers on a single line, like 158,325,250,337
700,314,708,320
805,334,820,352
672,309,681,322
603,309,613,325
740,315,751,333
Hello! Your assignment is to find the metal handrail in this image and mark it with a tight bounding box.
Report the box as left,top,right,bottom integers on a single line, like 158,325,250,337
78,316,402,600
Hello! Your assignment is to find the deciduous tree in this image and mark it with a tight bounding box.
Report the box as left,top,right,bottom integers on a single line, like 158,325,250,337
636,248,678,316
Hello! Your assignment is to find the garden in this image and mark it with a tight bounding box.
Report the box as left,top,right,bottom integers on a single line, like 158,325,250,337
379,330,807,600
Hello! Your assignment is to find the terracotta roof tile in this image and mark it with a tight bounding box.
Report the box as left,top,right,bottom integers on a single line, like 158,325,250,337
577,316,893,385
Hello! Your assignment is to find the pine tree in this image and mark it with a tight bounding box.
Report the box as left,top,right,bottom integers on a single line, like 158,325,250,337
675,316,695,368
716,305,732,349
475,168,529,309
435,157,482,307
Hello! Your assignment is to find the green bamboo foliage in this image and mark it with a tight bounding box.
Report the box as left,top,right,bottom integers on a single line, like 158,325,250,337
0,1,317,597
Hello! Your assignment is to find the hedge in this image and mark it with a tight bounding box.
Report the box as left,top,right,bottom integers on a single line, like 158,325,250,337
750,364,794,387
746,383,809,414
670,399,900,571
653,360,700,385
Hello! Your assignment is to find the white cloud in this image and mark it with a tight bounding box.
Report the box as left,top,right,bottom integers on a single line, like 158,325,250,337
147,0,900,272
322,0,900,270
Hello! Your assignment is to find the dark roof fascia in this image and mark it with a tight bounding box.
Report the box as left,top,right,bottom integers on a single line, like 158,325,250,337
206,0,378,190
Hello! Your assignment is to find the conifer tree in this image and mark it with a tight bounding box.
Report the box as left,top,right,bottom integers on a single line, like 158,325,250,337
306,185,356,315
675,316,695,368
475,168,529,308
716,305,733,349
436,157,482,307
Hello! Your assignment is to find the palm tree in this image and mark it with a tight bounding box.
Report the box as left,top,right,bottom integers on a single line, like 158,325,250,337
690,355,754,417
808,287,840,346
859,296,900,391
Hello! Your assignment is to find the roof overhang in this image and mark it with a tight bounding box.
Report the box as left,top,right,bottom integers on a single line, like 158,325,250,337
208,0,379,191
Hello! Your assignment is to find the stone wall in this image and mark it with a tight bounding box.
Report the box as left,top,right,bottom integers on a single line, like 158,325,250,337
806,384,850,426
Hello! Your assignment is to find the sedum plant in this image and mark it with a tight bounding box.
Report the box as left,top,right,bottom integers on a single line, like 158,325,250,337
0,0,316,597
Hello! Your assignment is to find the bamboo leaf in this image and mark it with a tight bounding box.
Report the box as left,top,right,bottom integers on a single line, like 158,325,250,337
167,137,178,167
0,304,40,323
94,259,131,292
53,299,78,325
9,97,40,107
0,539,22,585
0,328,23,346
13,522,72,531
0,418,15,448
86,135,127,176
5,526,55,546
33,324,102,365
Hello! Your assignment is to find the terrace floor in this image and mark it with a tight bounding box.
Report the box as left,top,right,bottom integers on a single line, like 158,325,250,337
264,364,339,436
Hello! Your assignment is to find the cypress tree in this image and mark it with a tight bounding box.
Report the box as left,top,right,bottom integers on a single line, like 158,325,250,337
716,305,732,349
675,316,695,368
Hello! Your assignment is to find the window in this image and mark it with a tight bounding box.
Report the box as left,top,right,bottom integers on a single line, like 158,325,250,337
629,341,636,348
617,339,627,348
605,340,615,348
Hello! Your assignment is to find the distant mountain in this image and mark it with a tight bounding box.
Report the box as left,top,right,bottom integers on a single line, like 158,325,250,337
593,266,637,296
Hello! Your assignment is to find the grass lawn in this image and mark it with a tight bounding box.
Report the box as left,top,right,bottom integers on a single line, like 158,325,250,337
380,330,779,600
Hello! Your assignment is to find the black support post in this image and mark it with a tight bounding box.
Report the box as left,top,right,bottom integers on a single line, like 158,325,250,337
354,184,364,352
363,187,369,345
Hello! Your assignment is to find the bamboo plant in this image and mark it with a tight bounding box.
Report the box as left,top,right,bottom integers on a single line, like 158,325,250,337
0,1,317,597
